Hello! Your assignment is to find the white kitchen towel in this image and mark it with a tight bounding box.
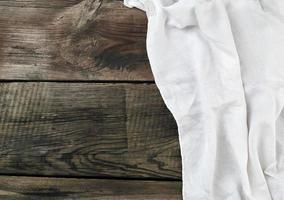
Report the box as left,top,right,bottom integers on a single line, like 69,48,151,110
124,0,284,199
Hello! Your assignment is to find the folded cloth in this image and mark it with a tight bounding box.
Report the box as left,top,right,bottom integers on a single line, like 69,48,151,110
124,0,284,199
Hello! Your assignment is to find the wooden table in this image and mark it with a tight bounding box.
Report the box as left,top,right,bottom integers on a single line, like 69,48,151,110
0,0,182,199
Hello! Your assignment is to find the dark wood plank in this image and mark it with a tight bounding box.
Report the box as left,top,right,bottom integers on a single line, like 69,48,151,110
0,0,151,81
0,176,182,200
0,82,181,179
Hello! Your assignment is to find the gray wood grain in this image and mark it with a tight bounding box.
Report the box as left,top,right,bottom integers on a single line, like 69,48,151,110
0,82,181,179
0,0,152,81
0,176,182,200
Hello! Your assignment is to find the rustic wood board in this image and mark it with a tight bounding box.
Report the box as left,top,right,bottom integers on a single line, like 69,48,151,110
0,0,152,81
0,82,181,179
0,176,182,200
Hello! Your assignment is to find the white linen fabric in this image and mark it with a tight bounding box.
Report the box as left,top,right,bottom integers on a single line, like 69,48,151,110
124,0,284,199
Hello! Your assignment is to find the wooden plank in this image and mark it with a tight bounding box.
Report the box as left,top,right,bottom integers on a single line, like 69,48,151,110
0,0,152,81
0,82,181,179
0,176,182,200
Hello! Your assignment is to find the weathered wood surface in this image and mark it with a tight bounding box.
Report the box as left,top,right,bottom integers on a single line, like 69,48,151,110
0,0,151,81
0,0,181,198
0,82,181,179
0,176,182,200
